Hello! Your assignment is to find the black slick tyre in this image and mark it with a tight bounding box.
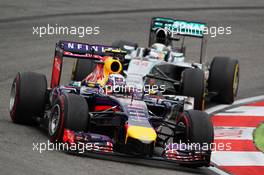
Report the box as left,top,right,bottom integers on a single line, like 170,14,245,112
208,57,239,104
9,72,47,125
48,94,89,142
71,59,95,81
181,68,205,110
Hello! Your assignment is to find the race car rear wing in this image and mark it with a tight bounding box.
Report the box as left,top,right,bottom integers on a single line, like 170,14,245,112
149,17,207,63
51,40,121,88
58,40,119,59
150,17,206,38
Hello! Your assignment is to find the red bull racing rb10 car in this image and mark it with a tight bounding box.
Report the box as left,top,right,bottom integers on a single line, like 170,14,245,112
9,40,214,167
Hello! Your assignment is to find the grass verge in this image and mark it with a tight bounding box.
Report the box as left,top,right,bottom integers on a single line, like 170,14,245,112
253,123,264,152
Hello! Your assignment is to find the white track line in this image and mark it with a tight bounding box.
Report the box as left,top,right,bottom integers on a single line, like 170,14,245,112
208,166,231,175
216,106,264,116
205,95,264,114
233,95,264,105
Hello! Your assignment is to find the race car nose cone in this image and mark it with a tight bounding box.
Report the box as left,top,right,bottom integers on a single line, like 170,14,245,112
126,126,157,144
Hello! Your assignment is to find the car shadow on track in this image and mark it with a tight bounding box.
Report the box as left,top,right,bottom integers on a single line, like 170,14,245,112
65,148,215,175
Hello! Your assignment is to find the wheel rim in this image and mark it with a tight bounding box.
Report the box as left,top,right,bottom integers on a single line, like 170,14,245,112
9,81,16,112
174,114,189,143
233,64,239,96
49,104,61,136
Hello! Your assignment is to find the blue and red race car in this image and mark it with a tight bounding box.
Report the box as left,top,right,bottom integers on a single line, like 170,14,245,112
9,40,214,167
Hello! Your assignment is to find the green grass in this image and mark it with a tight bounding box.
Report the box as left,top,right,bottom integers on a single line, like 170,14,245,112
254,123,264,152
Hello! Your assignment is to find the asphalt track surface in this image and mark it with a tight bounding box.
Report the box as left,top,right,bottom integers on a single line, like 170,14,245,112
0,0,264,175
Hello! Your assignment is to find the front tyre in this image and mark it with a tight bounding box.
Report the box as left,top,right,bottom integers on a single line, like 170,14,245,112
49,94,89,142
9,72,47,125
176,110,214,167
181,68,205,110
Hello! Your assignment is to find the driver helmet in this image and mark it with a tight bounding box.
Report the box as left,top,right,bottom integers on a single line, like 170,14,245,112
105,73,126,94
151,43,169,52
155,28,169,45
148,43,171,60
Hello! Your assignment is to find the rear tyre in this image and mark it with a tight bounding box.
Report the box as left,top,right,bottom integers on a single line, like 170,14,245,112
9,72,47,125
208,57,239,104
181,68,205,110
49,94,89,142
176,110,214,167
112,40,138,70
112,40,138,52
71,59,95,81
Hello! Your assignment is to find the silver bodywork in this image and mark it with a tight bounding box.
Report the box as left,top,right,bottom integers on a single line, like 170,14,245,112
125,47,209,89
124,49,201,111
